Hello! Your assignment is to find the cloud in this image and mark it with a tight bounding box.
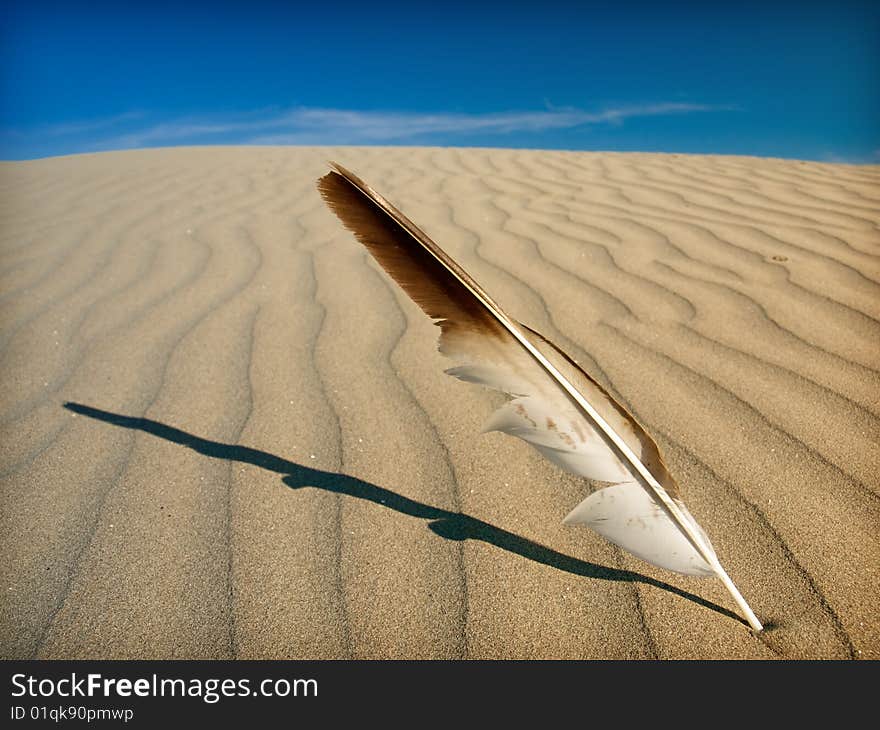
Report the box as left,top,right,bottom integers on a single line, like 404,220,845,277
3,103,732,158
246,103,729,145
92,103,729,150
2,112,145,141
820,149,880,165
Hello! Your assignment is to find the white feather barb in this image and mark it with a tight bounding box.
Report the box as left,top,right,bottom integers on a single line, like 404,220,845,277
317,162,762,631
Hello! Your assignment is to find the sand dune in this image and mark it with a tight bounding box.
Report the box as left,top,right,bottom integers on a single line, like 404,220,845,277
0,146,877,659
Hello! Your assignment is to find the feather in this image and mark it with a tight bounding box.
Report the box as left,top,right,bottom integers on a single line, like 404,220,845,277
317,162,763,631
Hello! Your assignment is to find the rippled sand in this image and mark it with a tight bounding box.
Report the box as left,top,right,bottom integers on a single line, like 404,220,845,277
0,146,877,659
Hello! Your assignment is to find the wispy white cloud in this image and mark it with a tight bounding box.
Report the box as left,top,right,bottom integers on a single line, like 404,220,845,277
2,112,146,140
42,112,146,137
91,103,730,150
246,103,729,145
2,103,733,158
820,149,880,165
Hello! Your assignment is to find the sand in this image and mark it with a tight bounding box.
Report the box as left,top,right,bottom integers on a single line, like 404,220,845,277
0,146,877,660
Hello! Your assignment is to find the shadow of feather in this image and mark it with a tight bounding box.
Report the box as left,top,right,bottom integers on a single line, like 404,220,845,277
64,401,745,626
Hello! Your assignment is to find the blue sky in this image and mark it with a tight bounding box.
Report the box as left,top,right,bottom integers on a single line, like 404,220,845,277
1,1,878,161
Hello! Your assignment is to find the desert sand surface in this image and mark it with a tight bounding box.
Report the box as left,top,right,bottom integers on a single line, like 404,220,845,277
0,146,878,660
